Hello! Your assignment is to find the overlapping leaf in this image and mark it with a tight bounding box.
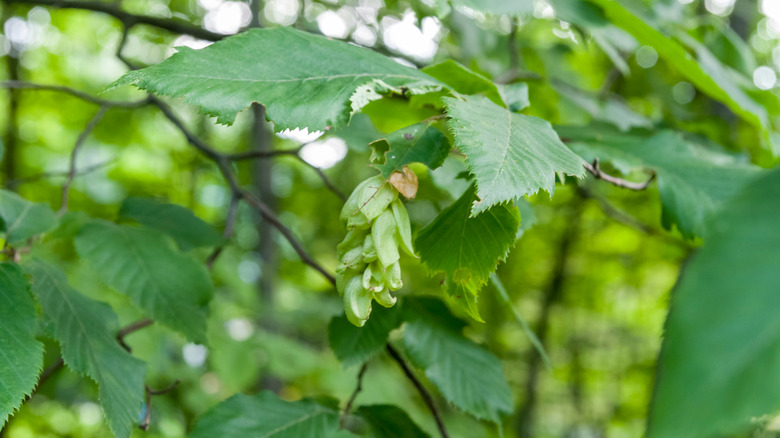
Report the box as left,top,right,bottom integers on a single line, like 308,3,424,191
24,259,145,438
357,405,430,438
444,96,586,215
402,297,513,423
648,168,780,437
585,0,769,136
370,122,450,179
562,127,759,238
119,197,222,251
422,60,504,106
74,221,213,343
328,305,403,367
0,190,57,244
0,263,44,428
112,27,443,130
415,185,519,320
189,391,339,438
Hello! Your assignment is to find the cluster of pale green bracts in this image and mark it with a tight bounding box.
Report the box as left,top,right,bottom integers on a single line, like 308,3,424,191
337,175,415,327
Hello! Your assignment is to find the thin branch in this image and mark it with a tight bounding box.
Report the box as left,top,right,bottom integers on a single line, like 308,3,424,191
582,159,656,191
342,362,368,421
5,159,115,188
140,380,180,431
22,357,65,403
0,80,150,107
297,157,347,201
386,345,449,438
117,318,154,352
59,105,109,214
5,0,224,41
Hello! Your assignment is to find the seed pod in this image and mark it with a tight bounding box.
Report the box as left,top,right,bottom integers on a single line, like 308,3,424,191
386,261,402,291
344,276,372,327
340,176,377,222
373,288,397,308
336,267,362,295
337,229,368,258
362,234,377,263
358,176,398,222
336,245,364,273
391,199,416,257
362,263,384,293
372,210,400,268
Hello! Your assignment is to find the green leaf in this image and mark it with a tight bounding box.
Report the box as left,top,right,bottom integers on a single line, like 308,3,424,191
119,197,222,251
23,259,145,438
402,297,513,422
423,60,504,106
0,263,44,428
356,404,431,438
112,27,442,130
328,305,403,367
450,0,534,15
0,190,57,245
562,127,760,238
370,122,450,179
585,0,769,136
648,168,780,438
498,82,530,112
415,185,519,321
189,391,339,438
444,96,586,216
74,220,213,343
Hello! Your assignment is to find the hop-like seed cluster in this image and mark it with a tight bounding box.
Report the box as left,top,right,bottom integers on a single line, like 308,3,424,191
337,175,415,327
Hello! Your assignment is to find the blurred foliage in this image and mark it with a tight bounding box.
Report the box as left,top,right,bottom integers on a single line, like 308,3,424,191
1,0,779,437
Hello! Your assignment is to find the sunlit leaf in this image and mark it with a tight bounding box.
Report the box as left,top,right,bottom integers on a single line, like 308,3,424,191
416,185,519,320
112,27,443,130
444,96,586,215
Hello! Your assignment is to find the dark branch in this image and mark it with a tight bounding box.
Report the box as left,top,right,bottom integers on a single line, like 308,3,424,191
0,80,150,107
140,380,181,431
583,159,656,191
386,345,449,438
117,318,154,352
59,105,109,214
342,362,368,422
5,0,224,41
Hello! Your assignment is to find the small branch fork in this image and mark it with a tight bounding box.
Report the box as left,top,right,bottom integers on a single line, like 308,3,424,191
140,380,181,431
340,362,368,428
582,159,656,191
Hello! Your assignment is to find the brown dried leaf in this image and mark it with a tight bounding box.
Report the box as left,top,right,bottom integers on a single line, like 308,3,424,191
389,166,418,199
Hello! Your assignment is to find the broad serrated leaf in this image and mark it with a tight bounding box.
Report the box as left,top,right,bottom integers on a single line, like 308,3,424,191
189,391,339,438
23,259,145,438
74,220,213,343
423,60,504,106
444,96,586,215
356,405,431,438
119,197,222,251
328,305,403,367
561,127,759,238
498,82,530,112
585,0,769,136
112,27,442,130
0,263,44,427
401,297,513,423
0,190,57,244
415,185,519,321
370,123,450,179
648,168,780,438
